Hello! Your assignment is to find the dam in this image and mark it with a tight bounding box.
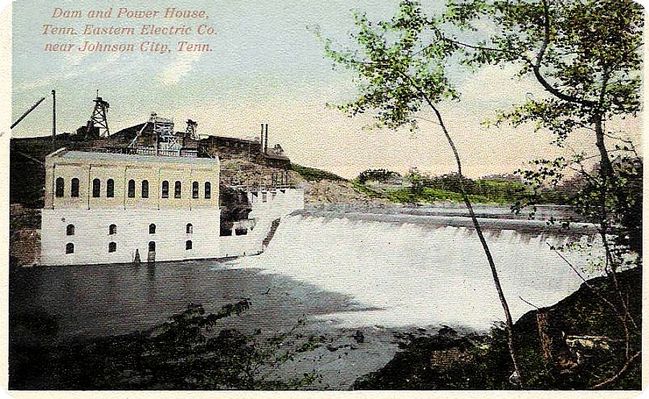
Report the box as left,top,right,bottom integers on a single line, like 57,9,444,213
11,210,601,340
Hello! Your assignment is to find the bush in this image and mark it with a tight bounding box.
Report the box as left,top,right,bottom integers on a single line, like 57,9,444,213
291,164,347,182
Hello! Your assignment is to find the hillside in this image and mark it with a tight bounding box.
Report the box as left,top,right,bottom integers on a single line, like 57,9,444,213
221,158,388,206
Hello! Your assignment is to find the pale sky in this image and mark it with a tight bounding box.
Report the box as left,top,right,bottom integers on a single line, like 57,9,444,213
11,0,642,179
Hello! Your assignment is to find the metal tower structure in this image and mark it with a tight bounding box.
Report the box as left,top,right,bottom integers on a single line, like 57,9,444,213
90,90,110,137
185,119,199,140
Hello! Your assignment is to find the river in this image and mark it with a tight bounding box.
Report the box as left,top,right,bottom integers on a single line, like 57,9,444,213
10,211,600,341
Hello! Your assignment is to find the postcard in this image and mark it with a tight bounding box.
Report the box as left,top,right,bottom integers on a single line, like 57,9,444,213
4,0,644,395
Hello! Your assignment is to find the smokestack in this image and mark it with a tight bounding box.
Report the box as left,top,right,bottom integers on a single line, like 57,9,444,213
51,90,56,140
264,123,268,154
260,123,264,150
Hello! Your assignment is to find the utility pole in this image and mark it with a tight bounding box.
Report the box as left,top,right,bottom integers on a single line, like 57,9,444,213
51,90,56,148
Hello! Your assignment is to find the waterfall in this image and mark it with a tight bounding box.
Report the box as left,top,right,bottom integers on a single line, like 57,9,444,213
236,214,601,330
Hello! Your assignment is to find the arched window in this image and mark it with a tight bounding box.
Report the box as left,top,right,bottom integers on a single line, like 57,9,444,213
148,241,156,252
108,242,117,253
141,180,149,198
161,181,169,198
204,182,211,199
92,179,101,198
128,179,135,198
192,181,199,199
149,223,156,234
66,224,75,236
55,177,64,198
174,181,182,198
109,224,117,235
107,179,115,198
186,223,193,234
71,178,80,198
65,243,74,254
185,240,193,250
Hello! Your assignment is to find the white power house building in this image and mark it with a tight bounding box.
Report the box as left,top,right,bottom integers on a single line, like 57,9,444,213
40,148,305,266
41,149,222,266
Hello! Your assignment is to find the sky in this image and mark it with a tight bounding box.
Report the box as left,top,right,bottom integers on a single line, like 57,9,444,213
11,0,642,179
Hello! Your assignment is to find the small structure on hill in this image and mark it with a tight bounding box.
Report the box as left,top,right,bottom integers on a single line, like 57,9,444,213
198,123,291,168
76,92,110,139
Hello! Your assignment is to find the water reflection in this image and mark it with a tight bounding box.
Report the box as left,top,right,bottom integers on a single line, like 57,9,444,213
10,259,360,342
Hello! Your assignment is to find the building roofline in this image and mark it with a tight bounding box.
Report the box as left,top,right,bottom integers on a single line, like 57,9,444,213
46,147,69,159
47,149,220,165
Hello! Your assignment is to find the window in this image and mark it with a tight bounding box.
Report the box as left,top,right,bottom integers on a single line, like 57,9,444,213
55,177,64,197
174,181,182,198
108,242,117,253
186,223,193,234
161,181,169,198
107,179,115,198
71,178,80,198
185,240,193,250
92,179,101,198
109,224,117,235
204,182,211,199
141,180,149,198
192,181,199,199
262,192,267,203
148,241,156,252
149,223,156,234
65,243,74,254
66,224,75,236
128,179,135,198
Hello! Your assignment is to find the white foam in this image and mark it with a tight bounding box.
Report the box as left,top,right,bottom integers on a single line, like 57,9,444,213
235,215,601,330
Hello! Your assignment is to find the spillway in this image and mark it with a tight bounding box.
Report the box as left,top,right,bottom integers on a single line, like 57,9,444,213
236,213,601,330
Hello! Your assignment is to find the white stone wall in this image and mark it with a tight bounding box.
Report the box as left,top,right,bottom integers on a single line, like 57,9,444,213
41,208,221,266
219,188,304,258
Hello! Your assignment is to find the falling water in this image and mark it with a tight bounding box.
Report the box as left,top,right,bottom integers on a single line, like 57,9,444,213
236,214,601,330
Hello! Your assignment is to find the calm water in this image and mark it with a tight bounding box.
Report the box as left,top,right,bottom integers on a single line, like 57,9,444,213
10,214,600,341
10,259,363,341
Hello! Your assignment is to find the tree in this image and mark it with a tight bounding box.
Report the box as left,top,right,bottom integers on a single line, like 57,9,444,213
357,168,401,184
319,0,522,381
441,0,642,387
442,0,642,251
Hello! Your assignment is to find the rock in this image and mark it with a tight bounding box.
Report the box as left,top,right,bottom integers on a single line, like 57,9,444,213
508,370,521,386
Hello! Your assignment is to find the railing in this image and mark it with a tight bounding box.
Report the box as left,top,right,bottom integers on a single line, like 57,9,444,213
228,184,296,192
87,146,198,158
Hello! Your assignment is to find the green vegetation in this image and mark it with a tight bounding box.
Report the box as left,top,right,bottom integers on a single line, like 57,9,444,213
351,170,547,205
357,168,401,184
387,187,492,204
10,301,322,389
291,163,347,182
